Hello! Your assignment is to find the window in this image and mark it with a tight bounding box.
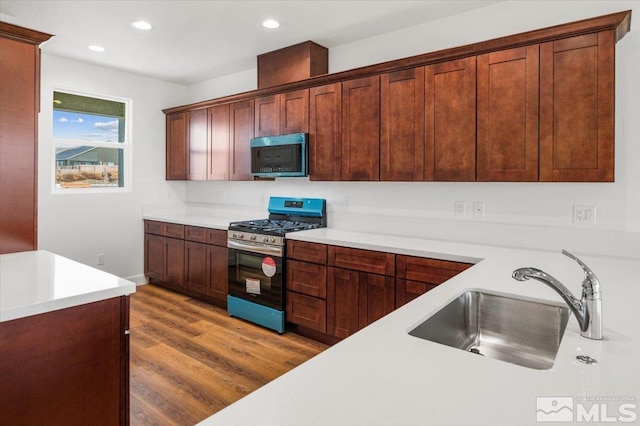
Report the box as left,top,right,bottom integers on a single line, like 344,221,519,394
53,90,131,191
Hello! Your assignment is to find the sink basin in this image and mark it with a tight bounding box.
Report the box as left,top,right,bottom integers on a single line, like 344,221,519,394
408,290,570,370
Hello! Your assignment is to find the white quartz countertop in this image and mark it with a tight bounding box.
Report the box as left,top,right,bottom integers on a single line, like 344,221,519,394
0,250,136,322
143,211,257,230
197,227,640,426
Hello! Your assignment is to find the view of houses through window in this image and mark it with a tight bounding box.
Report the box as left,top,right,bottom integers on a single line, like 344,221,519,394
53,90,130,189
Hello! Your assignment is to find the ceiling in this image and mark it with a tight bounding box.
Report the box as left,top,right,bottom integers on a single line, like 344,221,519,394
0,1,500,85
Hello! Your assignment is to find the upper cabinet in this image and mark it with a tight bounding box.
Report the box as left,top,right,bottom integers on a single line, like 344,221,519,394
380,68,425,181
540,32,614,182
254,89,309,137
477,46,539,182
163,11,630,183
166,112,188,180
425,57,477,181
309,83,342,181
341,76,380,181
229,100,254,181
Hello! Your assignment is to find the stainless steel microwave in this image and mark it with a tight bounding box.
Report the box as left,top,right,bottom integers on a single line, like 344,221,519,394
250,133,307,178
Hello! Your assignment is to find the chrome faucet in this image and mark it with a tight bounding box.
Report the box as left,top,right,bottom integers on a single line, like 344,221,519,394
512,250,602,340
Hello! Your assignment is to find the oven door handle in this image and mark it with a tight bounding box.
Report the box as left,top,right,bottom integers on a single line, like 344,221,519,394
227,239,284,257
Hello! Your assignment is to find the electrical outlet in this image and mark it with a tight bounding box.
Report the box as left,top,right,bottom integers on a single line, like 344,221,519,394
455,201,466,216
97,254,105,266
473,201,485,217
573,206,596,225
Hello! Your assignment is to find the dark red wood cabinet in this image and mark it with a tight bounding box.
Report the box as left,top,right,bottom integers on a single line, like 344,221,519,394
309,83,342,181
144,221,228,307
341,76,381,181
0,23,52,254
477,46,539,182
165,112,188,180
540,31,615,182
255,89,309,137
0,296,130,425
229,100,254,181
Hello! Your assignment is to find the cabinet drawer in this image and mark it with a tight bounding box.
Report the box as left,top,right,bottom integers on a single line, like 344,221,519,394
185,226,207,243
286,291,327,333
396,255,472,284
165,223,185,239
206,229,227,246
287,240,327,264
144,220,165,236
287,260,327,298
328,246,394,276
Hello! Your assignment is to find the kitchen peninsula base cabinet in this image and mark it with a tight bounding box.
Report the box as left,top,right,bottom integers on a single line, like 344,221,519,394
0,296,130,425
285,240,473,343
144,220,228,308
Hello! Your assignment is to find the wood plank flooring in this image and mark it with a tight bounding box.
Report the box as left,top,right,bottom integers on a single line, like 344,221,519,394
130,284,328,425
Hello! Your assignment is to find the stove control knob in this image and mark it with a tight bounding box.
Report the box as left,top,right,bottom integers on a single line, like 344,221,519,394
250,234,256,241
231,232,237,238
237,233,244,239
269,236,276,243
262,236,269,243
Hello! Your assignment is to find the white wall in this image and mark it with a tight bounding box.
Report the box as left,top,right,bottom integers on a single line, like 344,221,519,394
183,1,640,260
38,54,187,281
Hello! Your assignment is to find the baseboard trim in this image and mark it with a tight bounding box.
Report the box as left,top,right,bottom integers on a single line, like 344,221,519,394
125,274,148,286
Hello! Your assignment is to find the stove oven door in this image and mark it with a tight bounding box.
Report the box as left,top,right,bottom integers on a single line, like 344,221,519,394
227,245,284,310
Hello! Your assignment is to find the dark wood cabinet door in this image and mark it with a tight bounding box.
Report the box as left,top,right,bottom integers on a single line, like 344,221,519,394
477,46,539,181
0,35,41,254
286,292,327,333
360,273,395,328
144,233,164,281
166,112,188,180
380,68,425,181
208,104,230,180
164,237,185,287
188,109,208,180
309,83,342,181
425,57,476,181
287,260,327,298
540,32,615,182
327,267,360,338
185,241,207,293
280,89,309,134
341,76,380,180
229,100,254,181
255,94,280,137
207,244,228,303
206,104,230,180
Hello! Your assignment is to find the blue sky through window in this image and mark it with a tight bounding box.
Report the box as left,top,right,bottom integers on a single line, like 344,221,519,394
53,110,122,143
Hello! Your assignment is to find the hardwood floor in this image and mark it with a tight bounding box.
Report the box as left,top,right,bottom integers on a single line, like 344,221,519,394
130,284,328,425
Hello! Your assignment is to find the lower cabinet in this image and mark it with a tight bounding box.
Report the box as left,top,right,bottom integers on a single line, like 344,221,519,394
0,296,130,425
144,221,228,307
286,240,474,343
327,267,394,338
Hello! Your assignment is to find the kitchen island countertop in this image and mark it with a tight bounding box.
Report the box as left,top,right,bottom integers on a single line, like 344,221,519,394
197,227,640,426
0,250,136,322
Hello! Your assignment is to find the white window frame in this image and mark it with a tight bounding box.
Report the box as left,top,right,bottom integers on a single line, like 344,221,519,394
52,87,133,194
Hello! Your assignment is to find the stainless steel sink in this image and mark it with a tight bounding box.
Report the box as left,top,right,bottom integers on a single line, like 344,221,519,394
408,290,570,370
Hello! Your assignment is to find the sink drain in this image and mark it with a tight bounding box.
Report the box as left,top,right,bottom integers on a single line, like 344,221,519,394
468,347,484,356
576,355,598,365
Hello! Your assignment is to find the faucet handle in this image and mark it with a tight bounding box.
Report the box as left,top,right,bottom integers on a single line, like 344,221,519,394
561,249,601,295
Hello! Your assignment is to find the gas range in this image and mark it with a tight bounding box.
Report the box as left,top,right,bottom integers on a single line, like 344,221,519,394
226,197,326,333
228,197,326,249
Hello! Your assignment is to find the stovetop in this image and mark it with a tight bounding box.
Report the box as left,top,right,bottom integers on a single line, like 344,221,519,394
228,219,322,236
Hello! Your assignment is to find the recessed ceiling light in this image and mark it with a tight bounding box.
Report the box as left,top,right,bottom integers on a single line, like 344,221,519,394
262,19,280,29
88,45,105,52
131,20,152,30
